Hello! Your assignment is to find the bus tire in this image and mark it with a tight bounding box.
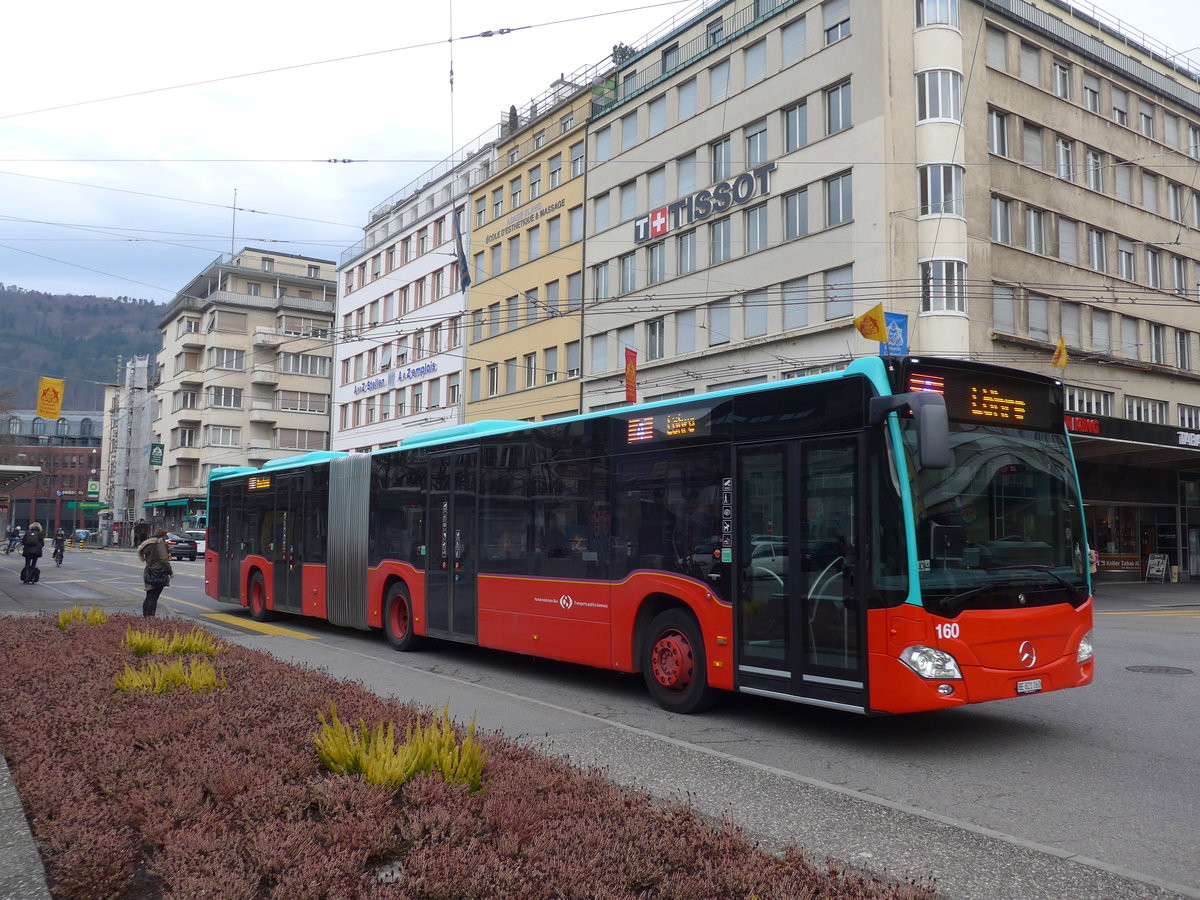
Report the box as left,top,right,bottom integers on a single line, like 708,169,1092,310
384,583,422,651
248,571,272,622
642,608,714,714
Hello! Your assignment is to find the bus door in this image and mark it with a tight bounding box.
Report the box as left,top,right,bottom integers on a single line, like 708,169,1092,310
271,472,305,615
425,450,479,641
217,479,243,603
735,436,865,710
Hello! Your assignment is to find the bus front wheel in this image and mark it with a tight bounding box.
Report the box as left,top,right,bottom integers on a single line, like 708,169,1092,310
248,572,272,622
384,583,422,652
642,609,714,714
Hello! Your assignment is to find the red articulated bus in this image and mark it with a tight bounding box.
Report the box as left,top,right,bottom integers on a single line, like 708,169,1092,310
206,356,1093,714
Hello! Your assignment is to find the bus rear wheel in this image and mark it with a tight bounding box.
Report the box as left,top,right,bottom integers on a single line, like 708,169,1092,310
642,609,714,714
248,572,272,622
384,583,422,651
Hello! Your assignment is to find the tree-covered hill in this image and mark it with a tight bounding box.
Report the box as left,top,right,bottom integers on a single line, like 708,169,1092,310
0,285,164,412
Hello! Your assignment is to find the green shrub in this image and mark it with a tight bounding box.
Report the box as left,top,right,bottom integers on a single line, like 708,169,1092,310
57,604,109,631
315,701,486,791
122,625,224,658
113,658,227,694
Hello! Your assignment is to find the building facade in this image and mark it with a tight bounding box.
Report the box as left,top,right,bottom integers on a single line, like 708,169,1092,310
151,248,336,529
332,133,500,451
464,79,594,422
2,411,103,533
99,355,158,547
569,0,1200,576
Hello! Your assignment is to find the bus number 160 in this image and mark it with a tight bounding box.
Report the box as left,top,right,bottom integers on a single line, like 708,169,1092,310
935,623,961,640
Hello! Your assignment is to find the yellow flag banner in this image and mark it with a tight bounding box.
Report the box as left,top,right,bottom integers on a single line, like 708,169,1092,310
1051,337,1069,369
36,377,65,419
854,303,887,342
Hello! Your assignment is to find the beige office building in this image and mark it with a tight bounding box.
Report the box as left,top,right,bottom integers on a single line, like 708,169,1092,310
574,0,1200,574
464,81,595,421
150,248,336,528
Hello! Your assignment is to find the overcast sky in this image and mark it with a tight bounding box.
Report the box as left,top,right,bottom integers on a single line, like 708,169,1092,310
1,0,1196,302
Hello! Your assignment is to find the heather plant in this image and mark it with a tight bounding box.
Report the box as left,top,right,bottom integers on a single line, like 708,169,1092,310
113,657,227,694
315,700,487,791
122,624,225,657
56,603,109,631
0,614,936,899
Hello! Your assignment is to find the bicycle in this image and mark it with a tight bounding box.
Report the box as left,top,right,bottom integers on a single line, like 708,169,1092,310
53,545,64,567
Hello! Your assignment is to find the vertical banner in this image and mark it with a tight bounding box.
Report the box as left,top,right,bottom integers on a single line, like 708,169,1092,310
149,444,165,467
624,348,637,404
36,377,65,419
878,313,910,356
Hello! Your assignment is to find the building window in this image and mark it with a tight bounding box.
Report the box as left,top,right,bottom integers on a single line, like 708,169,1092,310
1118,239,1135,280
1112,88,1128,126
745,204,768,252
991,197,1011,244
647,242,666,284
570,142,584,177
1172,255,1189,295
825,80,852,135
1055,136,1074,180
648,95,666,136
709,218,731,264
706,16,724,46
619,252,637,294
823,0,850,44
1139,100,1155,138
711,136,731,182
676,309,696,354
208,348,244,371
677,230,698,274
825,171,853,226
916,0,959,27
1149,323,1166,364
993,285,1014,332
678,78,697,119
744,290,768,337
824,264,853,320
921,259,967,312
1083,73,1100,113
1088,228,1107,273
592,262,610,301
784,101,808,152
1180,404,1200,429
544,346,559,383
918,164,964,216
916,70,962,121
710,60,730,103
1125,396,1167,424
1065,386,1112,415
745,119,768,167
785,188,808,239
745,40,768,85
210,386,243,409
988,109,1009,156
1145,248,1162,288
1178,331,1192,370
708,298,730,345
647,318,665,360
1052,60,1071,99
590,334,608,373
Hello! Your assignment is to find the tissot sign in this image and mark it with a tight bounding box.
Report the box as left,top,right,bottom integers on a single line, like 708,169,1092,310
634,162,776,243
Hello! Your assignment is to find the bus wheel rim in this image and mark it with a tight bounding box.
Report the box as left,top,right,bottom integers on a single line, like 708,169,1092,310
390,596,409,637
651,629,694,691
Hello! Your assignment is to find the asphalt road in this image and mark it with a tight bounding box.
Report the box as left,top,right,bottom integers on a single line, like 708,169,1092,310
3,548,1197,900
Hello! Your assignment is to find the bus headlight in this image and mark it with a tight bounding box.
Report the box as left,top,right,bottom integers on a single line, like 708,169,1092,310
899,645,962,680
1076,630,1094,663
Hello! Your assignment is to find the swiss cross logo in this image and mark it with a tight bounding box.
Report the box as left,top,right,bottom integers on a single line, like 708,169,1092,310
649,206,669,237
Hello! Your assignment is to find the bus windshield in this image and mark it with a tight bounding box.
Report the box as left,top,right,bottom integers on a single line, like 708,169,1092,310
902,423,1089,616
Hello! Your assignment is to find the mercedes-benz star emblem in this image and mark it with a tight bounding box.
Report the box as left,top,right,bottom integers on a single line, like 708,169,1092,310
1018,640,1038,669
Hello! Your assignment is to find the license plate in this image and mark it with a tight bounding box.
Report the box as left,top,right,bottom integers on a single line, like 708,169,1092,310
1016,678,1043,695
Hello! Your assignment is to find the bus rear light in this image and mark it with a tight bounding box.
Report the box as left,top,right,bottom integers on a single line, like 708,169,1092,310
899,645,962,680
1077,630,1094,663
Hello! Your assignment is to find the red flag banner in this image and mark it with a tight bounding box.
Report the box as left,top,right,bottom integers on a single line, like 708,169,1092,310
624,348,637,404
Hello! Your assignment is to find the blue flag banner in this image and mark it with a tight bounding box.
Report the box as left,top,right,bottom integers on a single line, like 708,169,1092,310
879,313,909,356
453,209,471,291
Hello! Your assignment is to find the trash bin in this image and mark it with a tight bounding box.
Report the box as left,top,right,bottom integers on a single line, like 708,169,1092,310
1171,565,1180,583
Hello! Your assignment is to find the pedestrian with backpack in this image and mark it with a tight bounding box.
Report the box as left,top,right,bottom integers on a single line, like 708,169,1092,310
137,528,172,617
20,523,44,584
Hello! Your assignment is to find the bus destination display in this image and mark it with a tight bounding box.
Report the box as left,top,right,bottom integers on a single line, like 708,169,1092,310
247,475,273,491
908,371,1057,430
626,409,710,444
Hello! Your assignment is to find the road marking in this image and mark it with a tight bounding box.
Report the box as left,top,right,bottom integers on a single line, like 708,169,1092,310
201,612,318,639
1099,610,1200,618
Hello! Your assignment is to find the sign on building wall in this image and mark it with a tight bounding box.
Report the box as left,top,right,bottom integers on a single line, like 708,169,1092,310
149,444,164,467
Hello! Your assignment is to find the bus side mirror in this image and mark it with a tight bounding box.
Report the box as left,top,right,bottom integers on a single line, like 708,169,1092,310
869,392,950,470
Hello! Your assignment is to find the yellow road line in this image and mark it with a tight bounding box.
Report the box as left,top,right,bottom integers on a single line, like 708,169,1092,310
1099,610,1200,617
201,612,318,639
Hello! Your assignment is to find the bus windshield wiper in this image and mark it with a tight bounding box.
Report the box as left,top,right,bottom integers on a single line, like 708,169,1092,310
984,564,1086,602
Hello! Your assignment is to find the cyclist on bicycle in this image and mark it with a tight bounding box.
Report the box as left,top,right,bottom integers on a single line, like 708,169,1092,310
52,528,66,566
5,525,21,554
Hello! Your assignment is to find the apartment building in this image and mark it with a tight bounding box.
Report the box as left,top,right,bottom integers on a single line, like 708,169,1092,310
568,0,1200,575
463,80,594,421
151,248,336,528
332,134,500,451
99,355,158,547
